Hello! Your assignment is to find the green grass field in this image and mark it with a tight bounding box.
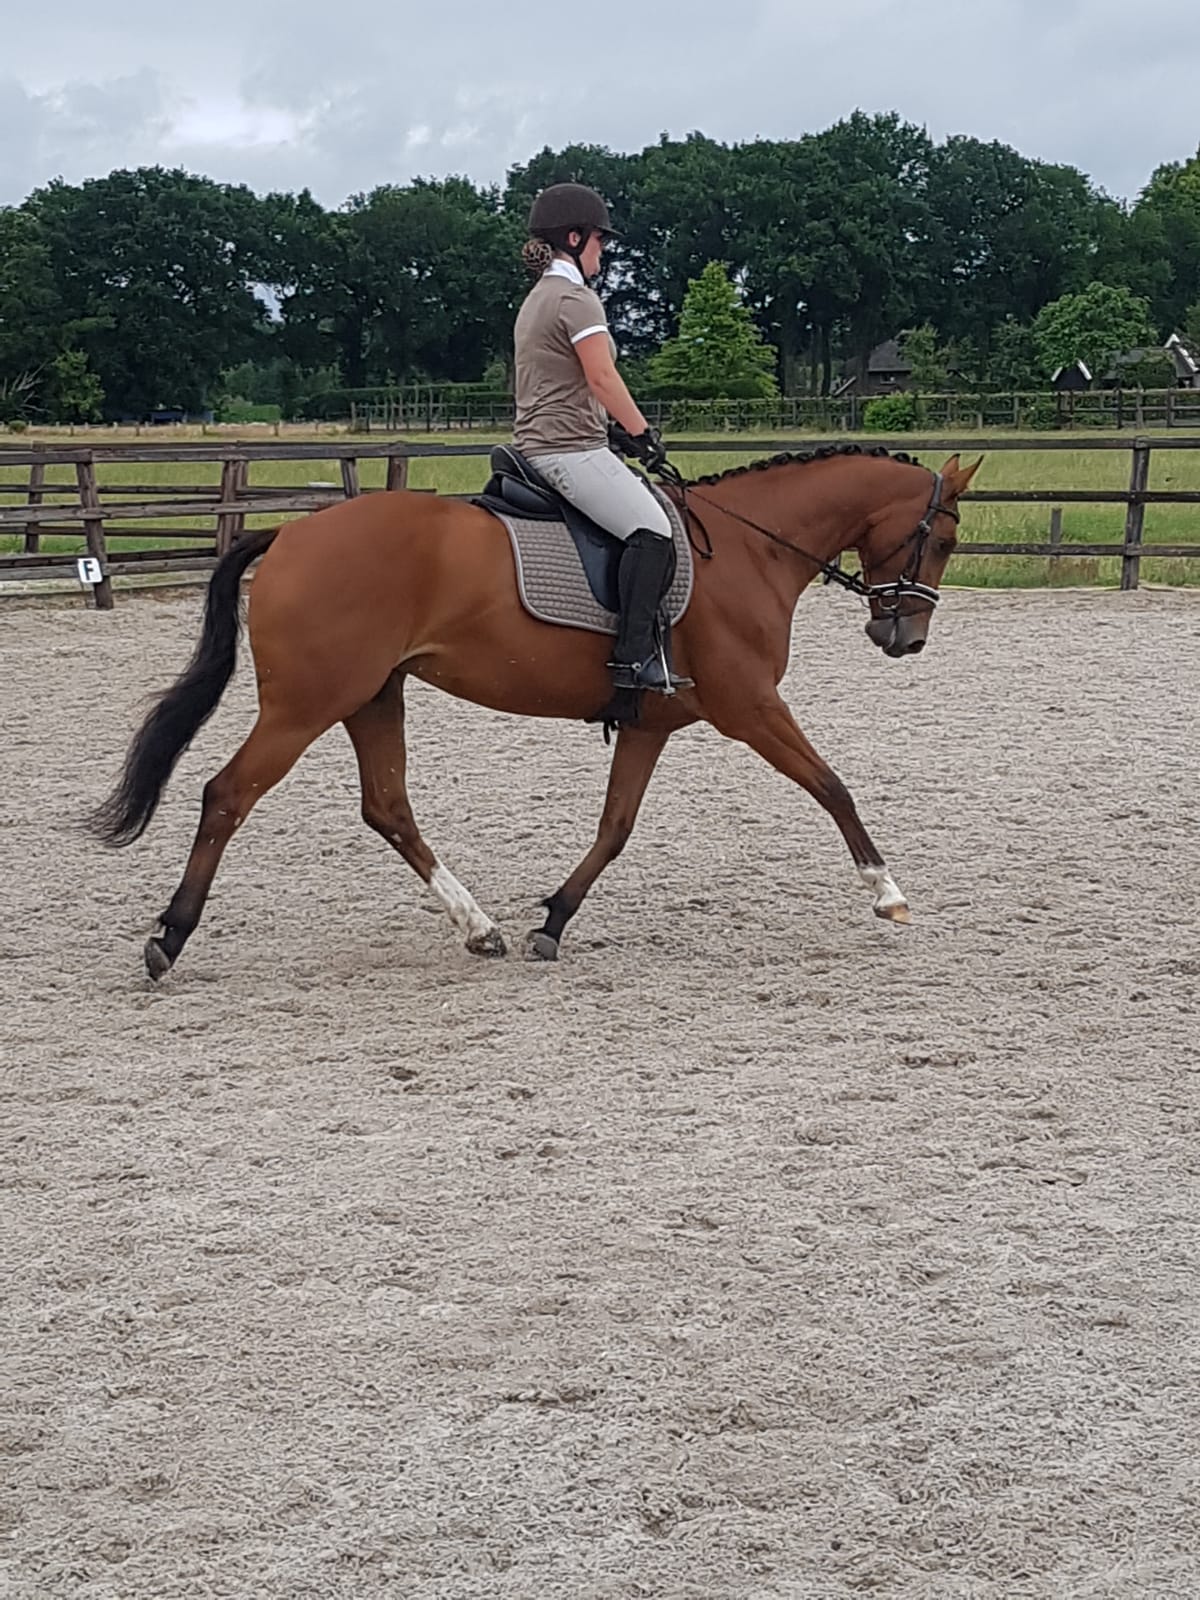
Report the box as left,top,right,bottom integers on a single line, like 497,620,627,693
3,427,1199,587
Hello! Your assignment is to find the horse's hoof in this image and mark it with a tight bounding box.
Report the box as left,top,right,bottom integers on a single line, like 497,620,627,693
875,902,912,925
467,927,507,958
526,931,559,962
144,936,173,981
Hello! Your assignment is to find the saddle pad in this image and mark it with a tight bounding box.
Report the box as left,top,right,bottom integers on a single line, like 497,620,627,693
494,488,693,636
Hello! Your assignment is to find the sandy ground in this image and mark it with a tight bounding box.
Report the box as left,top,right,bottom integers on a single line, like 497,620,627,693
2,582,1199,1600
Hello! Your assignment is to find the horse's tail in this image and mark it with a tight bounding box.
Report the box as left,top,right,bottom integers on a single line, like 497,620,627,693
89,526,280,846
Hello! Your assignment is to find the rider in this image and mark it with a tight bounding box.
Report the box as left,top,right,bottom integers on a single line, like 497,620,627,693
513,182,688,700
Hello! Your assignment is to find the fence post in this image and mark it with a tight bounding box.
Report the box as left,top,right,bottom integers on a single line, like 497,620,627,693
75,454,114,610
24,454,46,554
216,455,248,557
1048,506,1063,583
386,453,409,492
1121,438,1151,592
341,456,361,498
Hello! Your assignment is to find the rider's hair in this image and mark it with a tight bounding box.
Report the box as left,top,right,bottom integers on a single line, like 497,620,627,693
521,237,555,278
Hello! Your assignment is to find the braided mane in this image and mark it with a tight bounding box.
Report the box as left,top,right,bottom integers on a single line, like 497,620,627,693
689,441,920,487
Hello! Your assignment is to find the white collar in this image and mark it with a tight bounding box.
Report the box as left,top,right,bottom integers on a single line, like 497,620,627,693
545,257,585,287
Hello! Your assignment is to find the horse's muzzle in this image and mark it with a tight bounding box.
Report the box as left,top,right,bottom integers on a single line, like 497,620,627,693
866,612,930,657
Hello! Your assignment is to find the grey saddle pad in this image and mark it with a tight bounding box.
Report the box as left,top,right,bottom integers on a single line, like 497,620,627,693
493,489,693,636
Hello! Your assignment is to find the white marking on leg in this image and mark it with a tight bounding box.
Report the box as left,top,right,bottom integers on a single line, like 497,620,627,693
430,862,497,944
859,863,909,915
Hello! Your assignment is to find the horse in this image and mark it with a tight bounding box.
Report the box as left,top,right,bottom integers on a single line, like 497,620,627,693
90,443,980,978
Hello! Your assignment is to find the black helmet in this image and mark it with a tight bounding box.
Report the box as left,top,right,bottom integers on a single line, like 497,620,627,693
528,183,619,240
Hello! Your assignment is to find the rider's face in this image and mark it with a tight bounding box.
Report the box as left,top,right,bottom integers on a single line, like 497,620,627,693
578,230,606,280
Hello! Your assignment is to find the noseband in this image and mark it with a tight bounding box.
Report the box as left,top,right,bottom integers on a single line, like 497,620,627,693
857,470,960,614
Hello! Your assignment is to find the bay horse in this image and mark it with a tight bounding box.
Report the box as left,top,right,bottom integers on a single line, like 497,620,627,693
91,443,980,978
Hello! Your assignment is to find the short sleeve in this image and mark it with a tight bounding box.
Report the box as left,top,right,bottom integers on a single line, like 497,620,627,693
559,286,609,347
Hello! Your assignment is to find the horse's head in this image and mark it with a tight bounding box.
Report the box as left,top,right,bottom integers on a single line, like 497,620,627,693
859,454,982,658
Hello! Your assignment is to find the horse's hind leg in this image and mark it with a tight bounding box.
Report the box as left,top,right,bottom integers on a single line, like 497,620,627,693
146,711,317,979
530,724,671,961
345,673,505,957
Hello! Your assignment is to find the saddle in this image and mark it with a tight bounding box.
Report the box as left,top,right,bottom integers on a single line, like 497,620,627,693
474,444,631,614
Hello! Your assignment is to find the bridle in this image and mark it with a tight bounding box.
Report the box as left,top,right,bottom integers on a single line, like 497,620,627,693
658,463,960,614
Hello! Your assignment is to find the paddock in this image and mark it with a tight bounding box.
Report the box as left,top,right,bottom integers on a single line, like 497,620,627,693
3,582,1198,1598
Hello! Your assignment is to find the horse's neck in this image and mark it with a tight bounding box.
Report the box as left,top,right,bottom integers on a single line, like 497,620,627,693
719,465,872,598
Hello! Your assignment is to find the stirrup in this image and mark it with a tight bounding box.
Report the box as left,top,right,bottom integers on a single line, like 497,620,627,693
607,658,692,695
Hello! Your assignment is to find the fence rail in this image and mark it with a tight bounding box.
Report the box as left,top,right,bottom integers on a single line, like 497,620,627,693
1,435,1196,609
346,389,1200,434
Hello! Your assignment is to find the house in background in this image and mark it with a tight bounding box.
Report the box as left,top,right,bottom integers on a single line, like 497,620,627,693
862,338,912,394
1054,336,1200,393
1050,360,1092,392
850,332,1200,395
1165,333,1200,387
837,339,913,395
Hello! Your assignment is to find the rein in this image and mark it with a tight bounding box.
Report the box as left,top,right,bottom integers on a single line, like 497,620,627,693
657,460,958,612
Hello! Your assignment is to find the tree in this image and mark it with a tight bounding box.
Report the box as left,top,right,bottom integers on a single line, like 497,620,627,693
734,117,932,394
900,324,949,392
1032,281,1157,380
920,138,1108,352
986,317,1039,389
647,261,778,398
24,168,271,417
47,349,104,421
0,208,60,414
275,178,521,389
629,135,737,353
1129,150,1200,332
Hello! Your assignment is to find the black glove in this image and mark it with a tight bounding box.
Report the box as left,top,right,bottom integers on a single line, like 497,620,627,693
607,420,638,458
629,425,669,473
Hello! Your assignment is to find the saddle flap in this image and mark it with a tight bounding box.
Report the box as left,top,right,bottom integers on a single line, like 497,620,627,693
498,477,559,516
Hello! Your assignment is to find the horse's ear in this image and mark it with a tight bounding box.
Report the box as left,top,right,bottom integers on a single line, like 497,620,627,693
956,455,984,489
941,453,961,475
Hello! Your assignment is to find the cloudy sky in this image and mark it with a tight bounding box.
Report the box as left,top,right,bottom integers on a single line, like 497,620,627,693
2,0,1197,209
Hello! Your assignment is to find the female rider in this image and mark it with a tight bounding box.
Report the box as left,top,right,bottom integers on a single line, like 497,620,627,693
512,182,687,701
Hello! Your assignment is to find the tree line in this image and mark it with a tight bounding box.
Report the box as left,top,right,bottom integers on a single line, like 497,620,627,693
2,113,1199,424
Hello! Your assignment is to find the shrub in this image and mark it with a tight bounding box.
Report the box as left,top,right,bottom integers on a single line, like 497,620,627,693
863,392,919,432
215,399,282,424
1019,394,1059,430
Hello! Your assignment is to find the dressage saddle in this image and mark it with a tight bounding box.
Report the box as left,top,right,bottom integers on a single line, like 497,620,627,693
473,444,632,614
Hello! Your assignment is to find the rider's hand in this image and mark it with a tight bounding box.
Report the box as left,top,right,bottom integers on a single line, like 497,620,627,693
607,420,638,457
630,425,669,473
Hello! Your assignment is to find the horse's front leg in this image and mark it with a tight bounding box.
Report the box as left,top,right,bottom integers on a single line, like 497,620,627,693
714,691,910,922
530,725,672,961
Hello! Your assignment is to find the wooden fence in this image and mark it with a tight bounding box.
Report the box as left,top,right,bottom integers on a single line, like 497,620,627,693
1,435,1198,610
348,389,1200,434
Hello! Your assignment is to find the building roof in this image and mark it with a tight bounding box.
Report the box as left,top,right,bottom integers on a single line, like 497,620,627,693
1166,332,1199,374
1051,360,1092,382
867,338,909,375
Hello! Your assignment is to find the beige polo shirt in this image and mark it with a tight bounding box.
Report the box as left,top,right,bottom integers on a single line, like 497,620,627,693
513,259,615,455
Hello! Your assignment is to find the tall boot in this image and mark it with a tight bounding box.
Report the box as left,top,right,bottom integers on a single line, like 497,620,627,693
607,529,692,694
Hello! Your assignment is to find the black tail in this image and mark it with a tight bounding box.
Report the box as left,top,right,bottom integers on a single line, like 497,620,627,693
89,527,280,846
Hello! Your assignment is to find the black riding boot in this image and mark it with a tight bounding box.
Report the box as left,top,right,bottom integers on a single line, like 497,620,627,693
587,529,692,733
608,529,692,694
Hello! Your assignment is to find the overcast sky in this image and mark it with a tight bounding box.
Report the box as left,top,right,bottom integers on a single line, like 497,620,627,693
2,0,1197,209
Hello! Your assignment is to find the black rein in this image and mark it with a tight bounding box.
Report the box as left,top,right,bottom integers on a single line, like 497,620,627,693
657,460,959,612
